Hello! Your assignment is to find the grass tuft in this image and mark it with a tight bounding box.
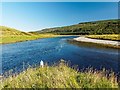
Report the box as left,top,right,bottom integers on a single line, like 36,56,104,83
0,60,118,89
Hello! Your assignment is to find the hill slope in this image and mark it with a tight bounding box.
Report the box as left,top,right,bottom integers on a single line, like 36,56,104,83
0,26,57,44
1,26,33,36
36,19,119,35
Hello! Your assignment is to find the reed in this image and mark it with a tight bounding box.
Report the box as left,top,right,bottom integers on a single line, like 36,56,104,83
0,60,118,89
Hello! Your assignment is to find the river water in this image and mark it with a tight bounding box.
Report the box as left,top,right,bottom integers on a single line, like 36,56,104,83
1,36,119,75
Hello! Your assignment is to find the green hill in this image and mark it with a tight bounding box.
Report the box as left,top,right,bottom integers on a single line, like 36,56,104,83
0,26,57,44
36,19,119,35
1,26,33,36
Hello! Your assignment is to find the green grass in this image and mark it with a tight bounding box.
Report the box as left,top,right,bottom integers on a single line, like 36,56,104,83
86,34,120,41
0,60,118,89
1,34,58,44
0,26,58,44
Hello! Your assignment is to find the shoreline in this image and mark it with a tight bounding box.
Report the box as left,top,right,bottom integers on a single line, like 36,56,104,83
0,35,80,45
0,35,61,45
73,36,120,49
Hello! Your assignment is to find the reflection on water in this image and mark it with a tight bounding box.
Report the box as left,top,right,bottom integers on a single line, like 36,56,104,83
1,36,119,75
67,39,119,55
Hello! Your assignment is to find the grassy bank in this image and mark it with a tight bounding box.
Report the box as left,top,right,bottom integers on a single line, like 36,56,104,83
0,61,118,89
0,26,58,44
1,34,58,44
86,34,120,41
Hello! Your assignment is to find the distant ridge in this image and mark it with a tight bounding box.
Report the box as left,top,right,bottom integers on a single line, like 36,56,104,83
35,19,119,35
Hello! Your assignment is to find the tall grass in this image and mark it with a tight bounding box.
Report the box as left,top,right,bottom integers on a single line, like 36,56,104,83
87,34,120,41
0,60,119,89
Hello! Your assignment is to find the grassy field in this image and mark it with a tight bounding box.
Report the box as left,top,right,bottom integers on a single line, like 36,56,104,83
86,34,120,41
0,60,118,89
0,26,58,44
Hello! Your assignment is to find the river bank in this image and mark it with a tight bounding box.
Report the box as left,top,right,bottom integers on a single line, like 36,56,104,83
0,61,118,88
73,36,120,49
0,34,61,45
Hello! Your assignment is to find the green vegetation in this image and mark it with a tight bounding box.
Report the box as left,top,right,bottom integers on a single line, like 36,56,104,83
86,34,120,41
1,19,119,44
0,60,118,89
36,19,119,35
0,26,58,44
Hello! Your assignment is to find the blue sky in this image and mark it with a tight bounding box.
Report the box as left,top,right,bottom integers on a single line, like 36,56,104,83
2,2,118,32
2,0,119,2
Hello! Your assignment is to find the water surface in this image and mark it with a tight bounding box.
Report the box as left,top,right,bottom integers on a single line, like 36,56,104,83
1,36,119,74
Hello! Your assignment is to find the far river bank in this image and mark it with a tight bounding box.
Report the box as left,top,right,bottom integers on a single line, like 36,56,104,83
72,36,120,49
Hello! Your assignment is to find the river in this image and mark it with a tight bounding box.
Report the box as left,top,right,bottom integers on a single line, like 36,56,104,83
1,36,119,75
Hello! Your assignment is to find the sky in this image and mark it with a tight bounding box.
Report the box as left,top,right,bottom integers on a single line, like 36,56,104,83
1,2,118,32
1,0,120,2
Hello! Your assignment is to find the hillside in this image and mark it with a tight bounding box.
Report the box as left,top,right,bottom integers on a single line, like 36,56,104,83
1,26,33,36
36,19,119,35
0,61,118,88
0,26,58,44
